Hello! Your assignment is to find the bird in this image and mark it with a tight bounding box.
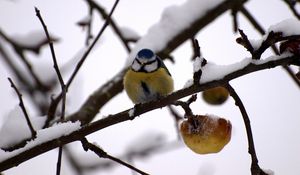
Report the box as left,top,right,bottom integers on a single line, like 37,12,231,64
124,48,174,104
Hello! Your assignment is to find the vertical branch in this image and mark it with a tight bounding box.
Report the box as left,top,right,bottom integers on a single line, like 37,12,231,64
225,83,268,175
35,7,67,175
86,5,94,46
8,78,37,138
35,7,67,121
46,0,120,126
192,39,207,84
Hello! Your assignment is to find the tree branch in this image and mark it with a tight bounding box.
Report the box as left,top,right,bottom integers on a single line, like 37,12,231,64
81,138,149,175
45,0,120,127
35,8,68,174
85,0,132,52
0,29,50,92
68,0,248,125
0,54,297,172
281,0,300,20
225,83,268,175
239,6,300,87
7,78,36,139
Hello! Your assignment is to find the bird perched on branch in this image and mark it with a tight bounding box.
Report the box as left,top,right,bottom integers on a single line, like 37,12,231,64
124,48,174,104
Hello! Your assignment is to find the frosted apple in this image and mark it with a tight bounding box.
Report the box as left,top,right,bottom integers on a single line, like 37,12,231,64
202,86,229,105
180,114,232,154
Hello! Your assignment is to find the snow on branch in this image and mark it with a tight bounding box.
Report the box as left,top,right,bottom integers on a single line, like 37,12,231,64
0,51,297,171
69,0,246,125
0,121,81,162
125,0,228,66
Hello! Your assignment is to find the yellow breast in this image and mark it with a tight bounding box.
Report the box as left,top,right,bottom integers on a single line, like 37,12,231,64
124,68,174,104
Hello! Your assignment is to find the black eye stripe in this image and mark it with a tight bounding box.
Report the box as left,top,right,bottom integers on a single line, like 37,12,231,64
141,59,157,65
135,58,142,65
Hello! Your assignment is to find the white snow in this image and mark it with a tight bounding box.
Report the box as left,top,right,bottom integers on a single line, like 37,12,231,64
12,30,51,47
0,106,46,148
184,79,194,88
128,108,135,117
249,18,300,49
268,18,300,36
263,169,275,175
0,120,81,162
125,0,226,66
185,53,292,86
249,39,263,50
77,15,91,26
193,56,203,72
199,58,252,83
120,27,140,41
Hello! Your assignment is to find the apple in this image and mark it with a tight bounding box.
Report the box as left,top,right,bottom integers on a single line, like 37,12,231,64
202,86,229,105
180,114,232,154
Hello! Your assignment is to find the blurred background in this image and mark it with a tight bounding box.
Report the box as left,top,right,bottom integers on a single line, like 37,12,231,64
0,0,300,174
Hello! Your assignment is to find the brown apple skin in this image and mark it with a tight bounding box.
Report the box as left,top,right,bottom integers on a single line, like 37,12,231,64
202,87,229,105
180,115,232,154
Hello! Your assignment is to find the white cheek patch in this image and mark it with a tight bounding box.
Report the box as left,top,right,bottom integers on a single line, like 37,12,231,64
144,61,158,72
131,60,141,71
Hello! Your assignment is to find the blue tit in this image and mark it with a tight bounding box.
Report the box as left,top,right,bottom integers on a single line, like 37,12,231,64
124,48,174,104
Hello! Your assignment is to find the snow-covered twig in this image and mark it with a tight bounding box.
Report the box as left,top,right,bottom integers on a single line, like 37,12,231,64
192,39,207,84
68,0,247,125
236,11,300,87
0,53,297,171
80,138,150,175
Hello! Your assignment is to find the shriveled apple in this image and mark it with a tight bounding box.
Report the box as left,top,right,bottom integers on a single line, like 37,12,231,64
180,114,232,154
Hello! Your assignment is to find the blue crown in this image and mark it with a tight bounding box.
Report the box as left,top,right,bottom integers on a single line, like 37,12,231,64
137,49,154,59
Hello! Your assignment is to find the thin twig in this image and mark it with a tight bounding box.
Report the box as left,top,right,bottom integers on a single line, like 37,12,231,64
192,39,207,84
0,54,298,171
85,0,132,52
56,147,63,175
0,29,49,92
8,77,37,138
86,5,94,46
172,94,197,117
282,65,300,87
66,0,248,125
35,7,64,89
45,0,120,127
35,7,68,175
35,7,67,120
237,29,254,54
281,0,300,19
225,83,268,175
0,44,33,91
81,138,150,175
239,6,300,87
